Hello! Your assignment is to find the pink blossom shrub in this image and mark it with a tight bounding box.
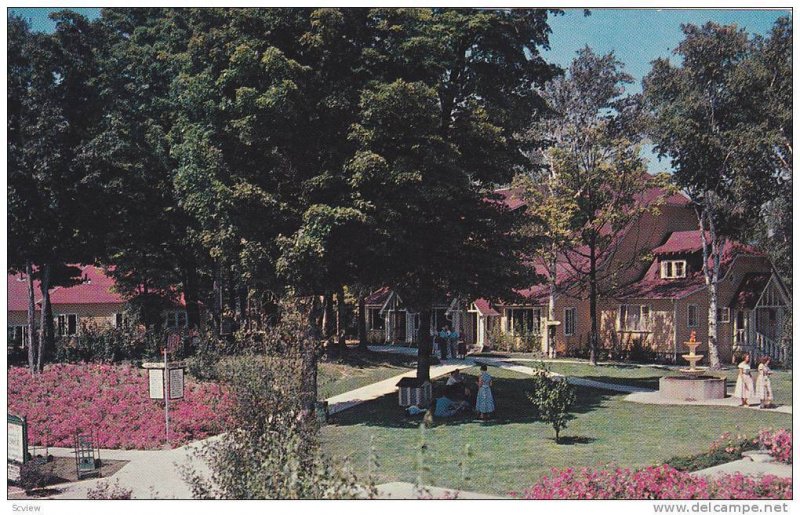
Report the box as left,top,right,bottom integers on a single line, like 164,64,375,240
759,428,792,464
709,431,758,455
517,464,791,500
8,364,234,450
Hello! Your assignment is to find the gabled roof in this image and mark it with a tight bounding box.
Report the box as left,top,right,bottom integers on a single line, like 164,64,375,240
8,264,190,311
473,298,500,316
364,286,392,306
7,273,39,312
491,187,527,211
729,273,772,310
618,235,766,300
653,231,708,255
47,265,126,305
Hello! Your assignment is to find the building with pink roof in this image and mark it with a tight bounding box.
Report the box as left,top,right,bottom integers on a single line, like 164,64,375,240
7,265,190,350
365,183,790,364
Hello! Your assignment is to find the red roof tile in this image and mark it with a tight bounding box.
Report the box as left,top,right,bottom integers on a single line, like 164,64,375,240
473,298,500,316
619,235,765,300
491,187,527,211
364,286,392,306
7,273,40,312
47,265,126,305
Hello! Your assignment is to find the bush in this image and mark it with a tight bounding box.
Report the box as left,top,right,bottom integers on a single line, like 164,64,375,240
527,365,576,443
759,428,792,464
17,461,56,493
180,302,374,499
487,325,542,354
86,479,133,499
667,431,759,472
517,464,792,499
52,319,170,364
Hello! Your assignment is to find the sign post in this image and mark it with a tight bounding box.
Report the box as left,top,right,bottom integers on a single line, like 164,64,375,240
164,346,169,445
7,413,28,482
143,332,185,447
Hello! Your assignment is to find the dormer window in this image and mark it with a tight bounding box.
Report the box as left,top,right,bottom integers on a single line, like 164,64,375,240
661,260,687,279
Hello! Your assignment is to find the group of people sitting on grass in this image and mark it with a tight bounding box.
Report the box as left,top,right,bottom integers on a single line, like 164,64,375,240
734,353,775,409
433,325,467,360
417,366,495,420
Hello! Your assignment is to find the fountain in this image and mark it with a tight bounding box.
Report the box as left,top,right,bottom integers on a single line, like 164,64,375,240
659,331,726,401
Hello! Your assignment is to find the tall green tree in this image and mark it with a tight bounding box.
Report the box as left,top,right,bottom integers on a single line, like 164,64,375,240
643,22,786,368
80,8,208,330
345,9,559,380
524,47,660,365
8,12,104,370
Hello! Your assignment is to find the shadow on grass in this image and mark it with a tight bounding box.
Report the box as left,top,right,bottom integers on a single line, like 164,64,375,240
320,347,419,371
555,435,596,445
328,370,619,429
572,375,664,390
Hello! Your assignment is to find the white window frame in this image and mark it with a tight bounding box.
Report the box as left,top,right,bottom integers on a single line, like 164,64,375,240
618,305,651,332
661,260,687,279
56,314,79,336
7,325,30,348
505,307,541,335
165,310,188,329
564,307,576,336
687,304,699,328
368,308,385,331
717,307,730,323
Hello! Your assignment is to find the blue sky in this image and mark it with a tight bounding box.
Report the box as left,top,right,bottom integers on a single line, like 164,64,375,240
8,7,791,171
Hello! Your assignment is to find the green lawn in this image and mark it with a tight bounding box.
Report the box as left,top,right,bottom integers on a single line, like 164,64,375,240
543,361,792,405
319,366,791,496
318,350,418,399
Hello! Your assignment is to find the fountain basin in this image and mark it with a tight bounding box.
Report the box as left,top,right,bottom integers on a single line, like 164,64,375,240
659,375,726,401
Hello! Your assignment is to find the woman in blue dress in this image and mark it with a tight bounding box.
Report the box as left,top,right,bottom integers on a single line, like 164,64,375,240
475,364,495,420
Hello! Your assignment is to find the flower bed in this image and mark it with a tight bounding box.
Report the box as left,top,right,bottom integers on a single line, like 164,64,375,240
759,428,792,464
667,429,792,472
517,464,792,500
8,364,234,450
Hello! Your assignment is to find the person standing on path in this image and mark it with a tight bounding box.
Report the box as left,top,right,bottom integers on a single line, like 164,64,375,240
733,353,754,407
438,326,450,360
475,364,495,420
755,356,774,409
448,326,459,360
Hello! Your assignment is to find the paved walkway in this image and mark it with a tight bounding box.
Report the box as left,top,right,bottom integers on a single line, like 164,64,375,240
44,436,221,499
370,345,654,394
327,360,472,415
692,451,792,480
625,391,793,414
373,481,505,499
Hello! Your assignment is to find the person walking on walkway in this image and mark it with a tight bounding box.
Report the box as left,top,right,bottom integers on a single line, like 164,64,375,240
733,353,754,407
475,364,495,420
755,356,774,409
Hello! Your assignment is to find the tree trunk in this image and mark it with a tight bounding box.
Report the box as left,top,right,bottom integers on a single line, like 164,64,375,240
322,291,335,339
336,286,347,355
182,263,201,330
301,296,323,414
547,252,557,358
697,204,722,369
588,237,598,366
358,294,368,350
26,261,37,374
416,309,432,382
37,263,53,373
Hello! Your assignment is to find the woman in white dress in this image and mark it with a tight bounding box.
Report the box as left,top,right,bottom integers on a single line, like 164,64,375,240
733,353,753,406
755,356,774,409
